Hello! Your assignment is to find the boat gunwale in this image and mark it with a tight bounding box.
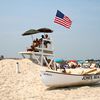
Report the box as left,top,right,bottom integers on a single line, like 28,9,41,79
44,70,100,76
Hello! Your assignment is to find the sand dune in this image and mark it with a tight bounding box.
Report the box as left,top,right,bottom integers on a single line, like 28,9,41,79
0,59,100,100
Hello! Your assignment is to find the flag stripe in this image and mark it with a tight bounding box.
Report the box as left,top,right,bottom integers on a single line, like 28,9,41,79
54,10,72,29
54,17,72,28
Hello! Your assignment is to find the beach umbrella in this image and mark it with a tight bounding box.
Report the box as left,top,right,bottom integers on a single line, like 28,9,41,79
54,58,64,63
68,60,77,63
37,28,53,33
22,29,39,36
22,29,40,41
22,28,53,40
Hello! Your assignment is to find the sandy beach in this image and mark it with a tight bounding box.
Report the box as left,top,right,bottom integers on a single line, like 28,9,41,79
0,59,100,100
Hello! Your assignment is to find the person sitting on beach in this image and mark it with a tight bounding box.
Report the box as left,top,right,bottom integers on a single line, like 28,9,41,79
27,39,39,52
27,48,33,51
44,34,51,48
40,35,45,41
68,61,78,69
38,39,42,47
27,42,36,52
32,39,40,52
45,34,50,39
38,35,45,47
38,35,44,47
90,63,96,69
35,38,40,47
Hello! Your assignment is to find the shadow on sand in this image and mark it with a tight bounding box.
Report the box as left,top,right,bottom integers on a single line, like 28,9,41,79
46,82,100,91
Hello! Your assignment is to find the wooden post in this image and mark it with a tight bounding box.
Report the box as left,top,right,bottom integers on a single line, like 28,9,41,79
16,62,20,73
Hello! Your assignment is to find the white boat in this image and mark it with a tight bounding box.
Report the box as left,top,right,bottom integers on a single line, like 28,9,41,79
20,28,100,88
40,69,100,88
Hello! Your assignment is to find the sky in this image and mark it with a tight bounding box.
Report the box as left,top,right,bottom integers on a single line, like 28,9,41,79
0,0,100,60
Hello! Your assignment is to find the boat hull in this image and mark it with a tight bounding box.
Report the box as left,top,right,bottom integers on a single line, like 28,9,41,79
40,71,100,88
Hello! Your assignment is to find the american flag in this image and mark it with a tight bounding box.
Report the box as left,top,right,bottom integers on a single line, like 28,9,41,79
54,10,72,29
